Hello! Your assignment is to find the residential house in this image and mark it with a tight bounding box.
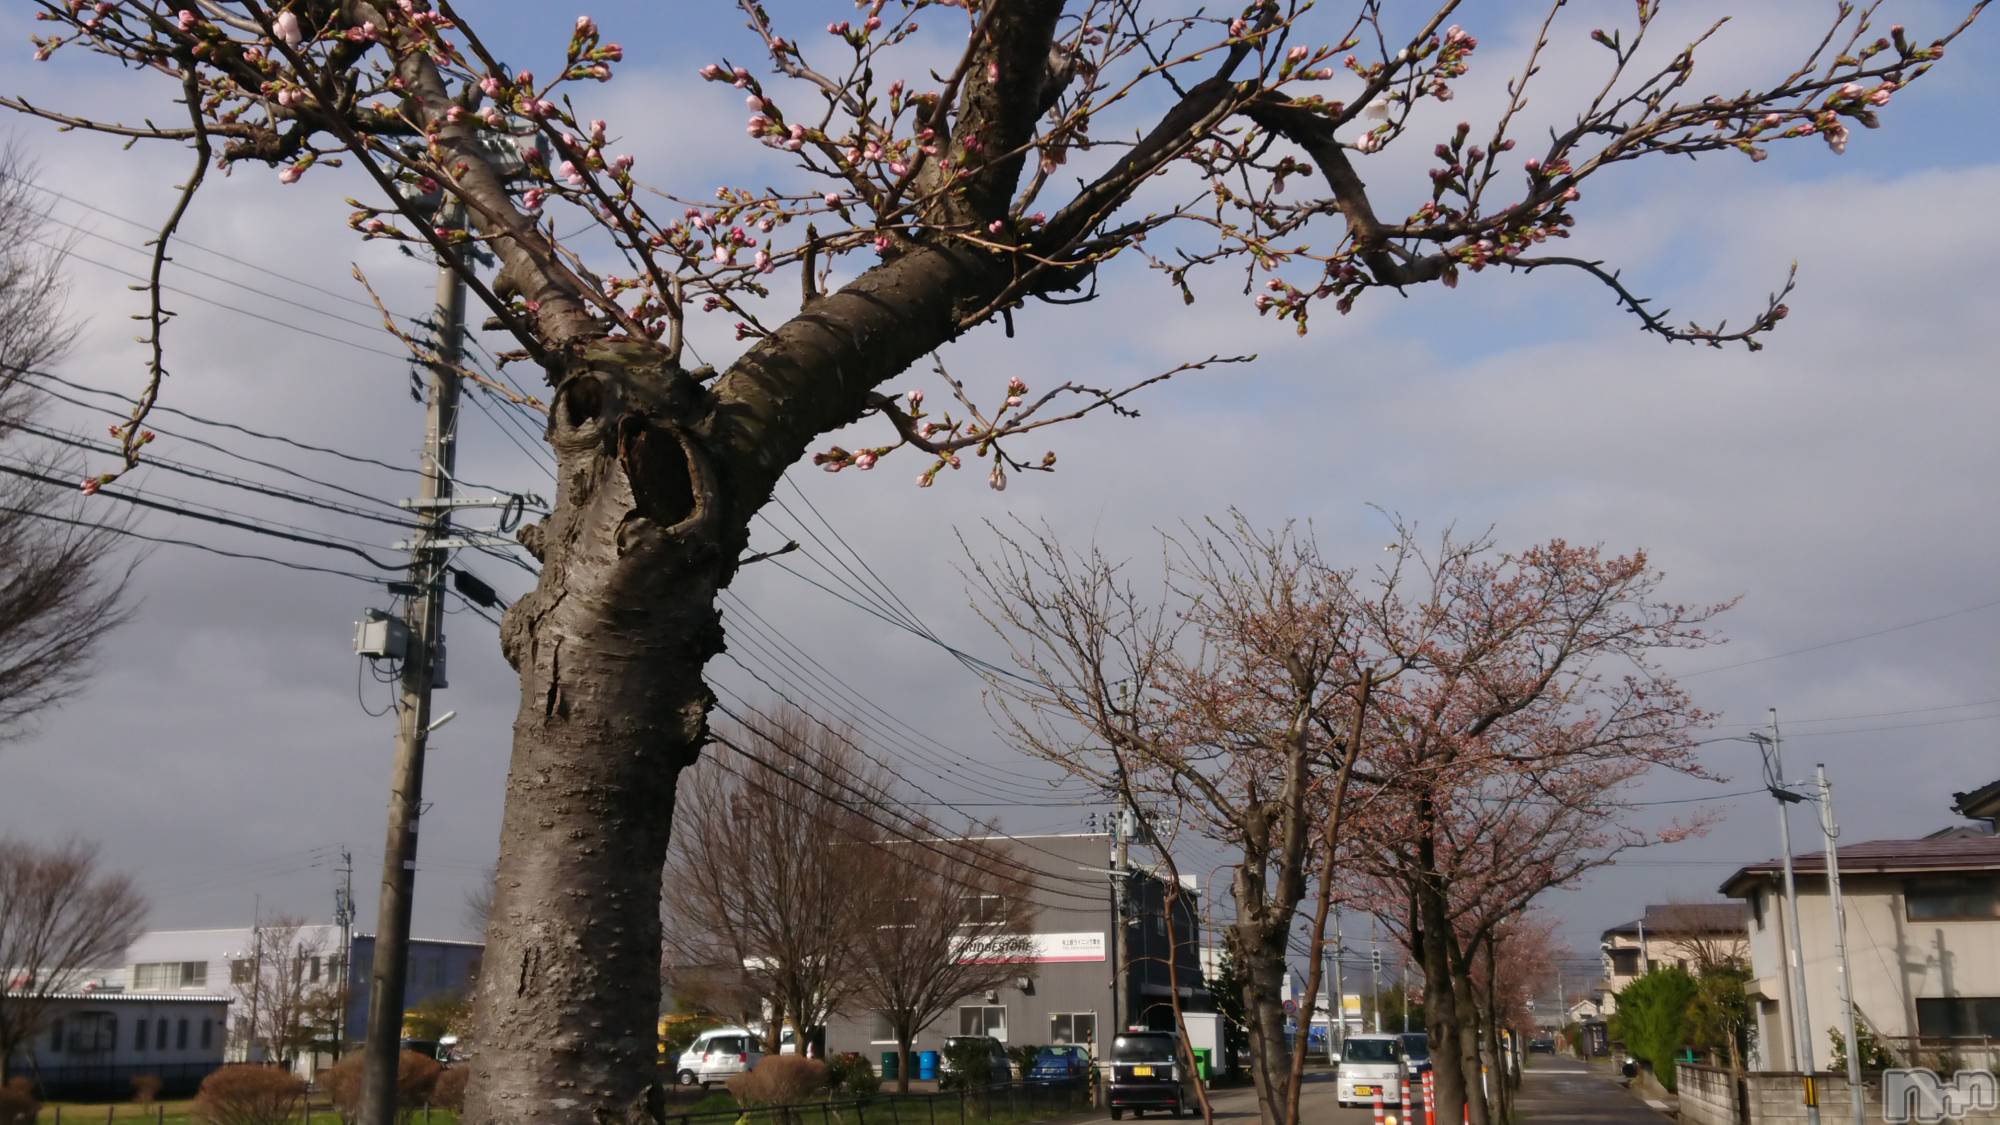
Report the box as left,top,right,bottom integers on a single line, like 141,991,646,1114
1719,831,2000,1072
7,988,230,1098
818,833,1212,1070
1598,902,1750,1015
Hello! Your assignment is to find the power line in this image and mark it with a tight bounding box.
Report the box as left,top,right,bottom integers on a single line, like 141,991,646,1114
9,419,420,531
0,461,407,571
12,366,418,478
0,503,387,586
1683,595,2000,678
31,235,413,362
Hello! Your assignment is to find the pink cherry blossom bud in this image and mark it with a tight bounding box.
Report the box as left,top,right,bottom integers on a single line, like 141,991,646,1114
1005,395,1023,408
908,389,924,406
177,9,196,31
1229,18,1247,37
1354,132,1382,154
522,188,546,211
278,164,304,184
732,66,751,86
989,219,1004,234
824,192,842,206
746,94,764,111
865,16,881,31
855,451,878,470
273,9,302,47
1867,85,1893,106
560,161,585,185
700,63,724,80
80,478,100,495
575,15,596,36
1027,212,1045,225
1838,82,1864,99
446,105,466,123
1824,123,1849,155
746,114,769,135
1761,113,1782,127
989,465,1006,492
1772,304,1789,320
1561,185,1580,201
713,245,730,263
889,161,908,176
479,76,503,98
755,249,772,273
1287,46,1309,64
917,473,934,488
600,44,623,61
613,153,634,171
874,235,891,253
1524,157,1541,172
757,217,774,232
1007,377,1027,395
590,118,607,142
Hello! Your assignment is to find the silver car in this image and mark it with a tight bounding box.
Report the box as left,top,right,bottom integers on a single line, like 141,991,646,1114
1337,1034,1409,1108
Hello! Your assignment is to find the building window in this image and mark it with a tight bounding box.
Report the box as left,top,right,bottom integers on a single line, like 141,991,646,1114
870,1010,897,1043
1607,948,1641,976
959,1005,1007,1041
1905,880,2000,922
135,961,208,990
960,895,1006,927
1915,998,2000,1038
307,956,321,983
178,1018,189,1049
68,1012,115,1054
201,1019,213,1049
230,959,254,986
157,1018,169,1049
135,1018,148,1053
48,1019,63,1053
1050,1013,1097,1047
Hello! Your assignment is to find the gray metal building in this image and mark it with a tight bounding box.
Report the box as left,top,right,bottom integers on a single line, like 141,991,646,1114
819,832,1210,1064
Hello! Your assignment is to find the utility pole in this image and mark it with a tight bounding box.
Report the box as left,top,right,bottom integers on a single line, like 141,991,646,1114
1818,765,1864,1125
1401,949,1410,1034
334,848,355,1061
1331,907,1346,1060
1758,710,1822,1125
1370,917,1382,1035
1111,800,1130,1034
247,894,262,1063
360,203,466,1125
1637,917,1649,974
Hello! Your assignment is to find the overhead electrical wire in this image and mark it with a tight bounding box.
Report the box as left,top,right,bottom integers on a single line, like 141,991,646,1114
12,366,419,478
0,503,387,586
0,461,407,572
1683,594,2000,678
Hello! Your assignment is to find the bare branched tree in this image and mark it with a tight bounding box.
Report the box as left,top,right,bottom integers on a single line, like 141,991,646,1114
662,706,894,1063
0,837,148,1083
0,152,133,743
851,828,1039,1094
238,915,340,1068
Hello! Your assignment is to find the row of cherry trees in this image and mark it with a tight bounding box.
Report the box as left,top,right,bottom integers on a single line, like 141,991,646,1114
969,515,1727,1125
7,0,1981,1122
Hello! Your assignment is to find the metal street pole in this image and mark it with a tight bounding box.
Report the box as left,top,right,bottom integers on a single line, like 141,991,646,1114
1818,765,1865,1125
360,203,465,1125
1762,711,1823,1125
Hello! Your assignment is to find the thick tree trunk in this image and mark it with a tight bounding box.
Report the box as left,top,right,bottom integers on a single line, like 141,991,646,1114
1450,948,1490,1125
1232,913,1293,1125
464,357,742,1125
1415,820,1467,1125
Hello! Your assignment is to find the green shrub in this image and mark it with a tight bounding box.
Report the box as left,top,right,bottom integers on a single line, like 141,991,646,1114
826,1052,880,1100
1006,1044,1041,1080
1610,967,1698,1093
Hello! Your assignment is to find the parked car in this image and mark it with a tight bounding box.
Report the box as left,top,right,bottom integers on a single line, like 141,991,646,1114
1106,1031,1193,1120
674,1027,762,1087
1398,1033,1432,1077
1027,1044,1092,1084
1337,1034,1407,1108
939,1035,1012,1081
1528,1037,1556,1055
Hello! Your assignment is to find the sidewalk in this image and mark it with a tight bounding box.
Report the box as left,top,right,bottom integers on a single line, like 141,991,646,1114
1516,1058,1672,1125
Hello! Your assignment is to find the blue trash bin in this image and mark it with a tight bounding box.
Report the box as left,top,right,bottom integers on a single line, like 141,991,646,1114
918,1050,939,1080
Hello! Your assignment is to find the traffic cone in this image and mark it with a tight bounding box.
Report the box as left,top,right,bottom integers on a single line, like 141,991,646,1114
1402,1076,1413,1125
1374,1089,1387,1125
1423,1071,1436,1125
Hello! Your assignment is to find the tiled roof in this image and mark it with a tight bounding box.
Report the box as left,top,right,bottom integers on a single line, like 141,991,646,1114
1601,901,1749,938
1955,778,2000,820
1720,834,2000,896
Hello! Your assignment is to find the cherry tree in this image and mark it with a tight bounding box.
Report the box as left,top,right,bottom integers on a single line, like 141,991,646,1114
8,1,1981,1121
1348,523,1728,1125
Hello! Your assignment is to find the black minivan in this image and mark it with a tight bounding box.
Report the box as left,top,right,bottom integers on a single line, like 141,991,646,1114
1107,1031,1194,1120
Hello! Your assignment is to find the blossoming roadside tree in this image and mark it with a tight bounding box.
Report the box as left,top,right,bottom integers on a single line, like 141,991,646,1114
8,1,1982,1122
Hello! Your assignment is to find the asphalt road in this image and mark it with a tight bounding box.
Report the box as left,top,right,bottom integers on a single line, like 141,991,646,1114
1514,1059,1670,1125
1064,1070,1388,1125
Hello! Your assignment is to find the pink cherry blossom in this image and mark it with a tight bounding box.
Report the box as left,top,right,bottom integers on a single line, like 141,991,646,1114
273,10,302,47
278,163,304,184
854,451,878,470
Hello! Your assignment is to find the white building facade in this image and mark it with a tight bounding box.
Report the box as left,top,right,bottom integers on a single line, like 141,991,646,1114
10,991,230,1098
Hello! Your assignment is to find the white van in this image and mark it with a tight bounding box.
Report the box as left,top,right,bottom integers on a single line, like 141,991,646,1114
1337,1034,1408,1108
674,1027,763,1087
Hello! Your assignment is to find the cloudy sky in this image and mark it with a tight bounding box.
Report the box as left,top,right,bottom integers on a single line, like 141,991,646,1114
0,0,1994,976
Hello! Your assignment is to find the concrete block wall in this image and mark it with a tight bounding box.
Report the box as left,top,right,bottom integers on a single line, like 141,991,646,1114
1679,1064,1742,1125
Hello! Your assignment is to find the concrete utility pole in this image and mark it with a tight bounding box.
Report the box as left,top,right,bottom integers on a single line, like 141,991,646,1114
1818,764,1865,1125
1759,710,1823,1125
1112,800,1130,1033
334,847,355,1060
360,203,466,1125
1331,907,1346,1059
1370,917,1382,1035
